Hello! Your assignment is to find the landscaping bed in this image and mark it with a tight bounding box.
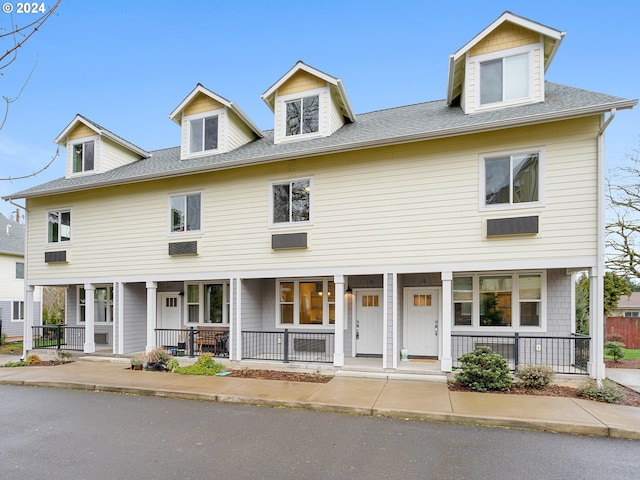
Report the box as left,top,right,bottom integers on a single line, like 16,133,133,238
227,369,332,383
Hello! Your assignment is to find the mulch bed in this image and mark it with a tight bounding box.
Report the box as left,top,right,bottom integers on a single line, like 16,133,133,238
227,369,332,383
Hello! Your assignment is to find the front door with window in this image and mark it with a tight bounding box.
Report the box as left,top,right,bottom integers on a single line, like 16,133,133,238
356,290,384,355
158,293,181,330
404,288,439,357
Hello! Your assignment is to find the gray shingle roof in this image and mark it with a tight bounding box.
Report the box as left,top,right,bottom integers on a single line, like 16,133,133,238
5,82,636,200
0,213,25,256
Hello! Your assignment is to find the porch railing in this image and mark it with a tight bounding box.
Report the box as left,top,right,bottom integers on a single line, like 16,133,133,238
155,327,229,358
31,325,85,351
242,330,335,363
451,333,591,375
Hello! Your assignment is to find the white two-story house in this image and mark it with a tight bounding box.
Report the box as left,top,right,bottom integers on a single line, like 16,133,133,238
4,12,636,379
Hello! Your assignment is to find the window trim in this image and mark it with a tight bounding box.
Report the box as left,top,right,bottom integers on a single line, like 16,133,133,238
479,147,544,211
276,87,326,143
452,271,546,332
183,109,224,159
276,278,336,329
11,300,24,322
472,44,535,111
46,208,72,245
269,177,313,227
184,282,230,325
168,191,203,235
68,135,99,176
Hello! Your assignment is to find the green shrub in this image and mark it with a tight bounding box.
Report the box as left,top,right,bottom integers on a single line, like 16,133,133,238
604,341,626,362
578,379,623,404
166,359,180,372
173,354,225,376
455,346,513,392
25,355,41,365
0,333,6,346
515,365,555,389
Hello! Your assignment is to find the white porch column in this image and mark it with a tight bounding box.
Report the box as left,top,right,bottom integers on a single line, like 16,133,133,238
231,278,240,362
145,281,157,353
22,285,35,355
441,271,453,372
588,268,606,380
83,284,96,353
333,275,345,367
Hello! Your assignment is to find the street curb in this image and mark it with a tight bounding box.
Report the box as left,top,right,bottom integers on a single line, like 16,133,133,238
0,379,627,439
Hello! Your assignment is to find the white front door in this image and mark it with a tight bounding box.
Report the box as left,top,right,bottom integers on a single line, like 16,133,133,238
356,289,384,355
158,293,181,330
404,288,439,357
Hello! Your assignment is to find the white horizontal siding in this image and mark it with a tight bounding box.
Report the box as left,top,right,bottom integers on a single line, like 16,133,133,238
101,139,141,172
27,117,600,281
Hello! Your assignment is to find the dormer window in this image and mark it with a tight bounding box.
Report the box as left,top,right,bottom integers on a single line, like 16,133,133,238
480,52,529,105
189,115,219,153
285,95,319,137
72,140,95,173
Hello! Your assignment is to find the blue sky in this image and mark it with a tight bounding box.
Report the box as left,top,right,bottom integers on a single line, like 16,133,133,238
1,0,638,219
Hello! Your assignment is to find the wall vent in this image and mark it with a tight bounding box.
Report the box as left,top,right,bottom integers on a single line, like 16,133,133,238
94,332,108,345
272,232,307,249
45,251,67,263
487,216,538,237
169,241,197,256
294,338,326,352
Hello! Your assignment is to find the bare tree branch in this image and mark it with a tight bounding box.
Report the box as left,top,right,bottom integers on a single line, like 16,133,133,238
0,146,60,181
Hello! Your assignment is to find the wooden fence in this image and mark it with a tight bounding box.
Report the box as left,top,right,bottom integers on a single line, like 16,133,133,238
606,317,640,349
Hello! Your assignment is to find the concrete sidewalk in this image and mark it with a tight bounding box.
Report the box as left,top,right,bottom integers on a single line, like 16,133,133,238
0,359,639,440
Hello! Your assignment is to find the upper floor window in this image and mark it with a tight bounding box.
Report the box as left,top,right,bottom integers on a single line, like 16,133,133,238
484,152,539,207
48,210,71,243
480,52,529,106
15,262,24,280
272,179,311,224
170,193,201,233
190,115,219,153
72,140,95,173
285,95,319,137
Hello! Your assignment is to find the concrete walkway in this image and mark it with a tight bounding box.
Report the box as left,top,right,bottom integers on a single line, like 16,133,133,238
0,358,639,440
606,368,640,394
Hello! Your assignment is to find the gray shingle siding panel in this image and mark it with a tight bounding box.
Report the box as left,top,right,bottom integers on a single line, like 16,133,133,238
0,214,25,255
6,83,634,200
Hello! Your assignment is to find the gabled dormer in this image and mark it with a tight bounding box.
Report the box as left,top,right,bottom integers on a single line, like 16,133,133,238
447,11,565,114
55,114,149,179
261,61,356,145
169,84,263,160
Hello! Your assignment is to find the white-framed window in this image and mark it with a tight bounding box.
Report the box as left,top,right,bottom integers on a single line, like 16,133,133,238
12,301,24,321
15,262,24,280
170,193,202,233
72,139,95,173
482,150,541,208
271,178,311,225
624,311,640,318
285,94,319,137
453,272,545,331
189,114,219,153
277,279,335,327
47,209,71,243
476,48,531,107
78,286,113,323
185,282,230,324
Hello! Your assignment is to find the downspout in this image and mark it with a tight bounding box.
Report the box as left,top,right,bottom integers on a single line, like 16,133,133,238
592,108,616,382
7,199,30,360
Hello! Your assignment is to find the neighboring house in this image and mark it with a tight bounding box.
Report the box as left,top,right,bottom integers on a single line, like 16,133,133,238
0,213,41,339
606,292,640,349
3,12,637,379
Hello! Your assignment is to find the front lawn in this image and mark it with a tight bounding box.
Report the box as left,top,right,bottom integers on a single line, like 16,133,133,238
605,348,640,360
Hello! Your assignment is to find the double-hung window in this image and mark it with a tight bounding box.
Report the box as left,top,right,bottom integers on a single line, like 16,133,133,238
453,273,543,329
78,286,113,323
170,193,201,233
190,115,219,153
285,95,319,137
278,279,335,327
12,301,24,321
479,52,529,106
72,140,95,173
185,283,230,324
484,151,540,206
48,210,71,243
272,179,311,224
15,262,24,280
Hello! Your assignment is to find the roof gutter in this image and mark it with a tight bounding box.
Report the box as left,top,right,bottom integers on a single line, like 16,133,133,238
4,100,637,202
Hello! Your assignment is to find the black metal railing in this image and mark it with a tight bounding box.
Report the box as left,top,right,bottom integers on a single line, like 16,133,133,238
242,329,335,363
155,327,229,358
32,325,85,351
451,333,590,375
